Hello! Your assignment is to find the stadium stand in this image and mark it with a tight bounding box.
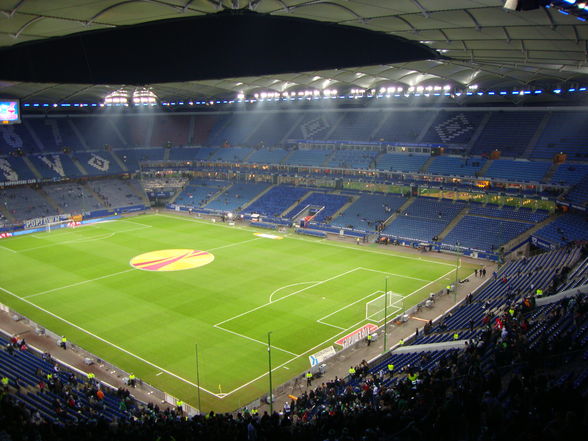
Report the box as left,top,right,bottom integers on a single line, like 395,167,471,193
332,193,407,231
26,118,82,152
532,112,588,160
244,185,310,217
421,111,487,145
43,183,103,213
374,152,428,173
150,115,191,147
372,110,428,143
73,151,124,176
551,163,588,186
86,179,145,209
328,111,383,141
208,146,254,163
29,153,83,179
0,187,56,221
533,212,588,248
325,148,376,169
246,112,301,146
443,216,530,251
565,175,588,209
284,192,350,223
468,203,549,223
383,197,465,242
283,148,331,166
287,113,337,140
174,179,229,208
244,147,289,164
0,122,41,154
0,156,37,182
115,148,165,171
484,159,551,182
71,117,126,150
203,182,270,212
471,111,545,157
427,155,486,177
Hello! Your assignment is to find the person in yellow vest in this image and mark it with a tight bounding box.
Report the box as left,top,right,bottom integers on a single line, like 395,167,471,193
1,376,8,392
176,400,183,413
348,366,356,378
536,288,543,297
129,373,136,387
60,336,67,350
407,372,419,382
367,333,373,346
453,332,459,340
387,363,395,377
87,372,95,382
509,308,515,317
398,338,404,346
306,371,312,386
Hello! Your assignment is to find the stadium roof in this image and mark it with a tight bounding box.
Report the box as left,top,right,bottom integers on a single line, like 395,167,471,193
0,0,587,104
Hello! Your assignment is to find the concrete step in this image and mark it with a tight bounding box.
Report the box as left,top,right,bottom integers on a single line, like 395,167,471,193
438,206,469,241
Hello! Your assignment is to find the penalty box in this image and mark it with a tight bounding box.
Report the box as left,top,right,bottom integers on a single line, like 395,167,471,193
216,267,424,353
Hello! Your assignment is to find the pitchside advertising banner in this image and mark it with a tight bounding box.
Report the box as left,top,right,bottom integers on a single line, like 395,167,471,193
531,235,557,250
309,345,337,367
335,323,379,349
24,214,71,229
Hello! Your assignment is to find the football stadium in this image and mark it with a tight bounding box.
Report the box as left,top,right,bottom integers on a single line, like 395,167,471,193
1,1,588,440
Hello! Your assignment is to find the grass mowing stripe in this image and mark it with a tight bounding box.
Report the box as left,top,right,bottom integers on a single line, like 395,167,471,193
214,267,363,327
0,214,481,410
0,285,221,398
156,213,456,267
22,269,135,299
213,325,299,356
358,267,430,282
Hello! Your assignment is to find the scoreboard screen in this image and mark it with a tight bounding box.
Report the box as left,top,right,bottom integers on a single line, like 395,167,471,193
0,99,21,124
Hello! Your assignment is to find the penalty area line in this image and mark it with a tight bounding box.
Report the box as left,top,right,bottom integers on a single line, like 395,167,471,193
0,285,223,399
213,324,299,357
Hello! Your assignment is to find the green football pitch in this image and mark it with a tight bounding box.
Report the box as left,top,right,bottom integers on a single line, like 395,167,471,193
0,213,479,412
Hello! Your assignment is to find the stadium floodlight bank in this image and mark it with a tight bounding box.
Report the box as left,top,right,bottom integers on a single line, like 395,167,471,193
365,291,404,322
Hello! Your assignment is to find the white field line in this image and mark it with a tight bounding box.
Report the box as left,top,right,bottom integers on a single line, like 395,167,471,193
222,268,456,397
358,267,430,282
156,213,456,267
207,237,260,252
22,269,135,299
0,244,17,253
221,314,371,397
401,267,457,305
0,285,222,399
14,221,152,253
19,236,261,300
315,321,346,331
214,267,362,327
318,290,382,323
212,325,299,357
269,281,319,303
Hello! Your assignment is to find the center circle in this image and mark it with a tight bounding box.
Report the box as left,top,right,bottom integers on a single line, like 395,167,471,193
130,249,214,272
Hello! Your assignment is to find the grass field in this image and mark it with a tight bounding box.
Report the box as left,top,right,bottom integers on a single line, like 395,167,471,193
0,213,480,412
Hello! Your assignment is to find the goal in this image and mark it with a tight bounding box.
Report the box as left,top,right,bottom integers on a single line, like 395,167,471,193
365,291,404,322
42,219,80,233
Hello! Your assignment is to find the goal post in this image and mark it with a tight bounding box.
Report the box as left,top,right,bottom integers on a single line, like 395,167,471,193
365,291,404,322
43,218,81,233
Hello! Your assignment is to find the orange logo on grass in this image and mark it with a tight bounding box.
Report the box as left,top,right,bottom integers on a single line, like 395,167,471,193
130,249,214,272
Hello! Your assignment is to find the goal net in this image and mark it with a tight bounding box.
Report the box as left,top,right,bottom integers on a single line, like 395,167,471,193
365,291,404,322
43,219,81,233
